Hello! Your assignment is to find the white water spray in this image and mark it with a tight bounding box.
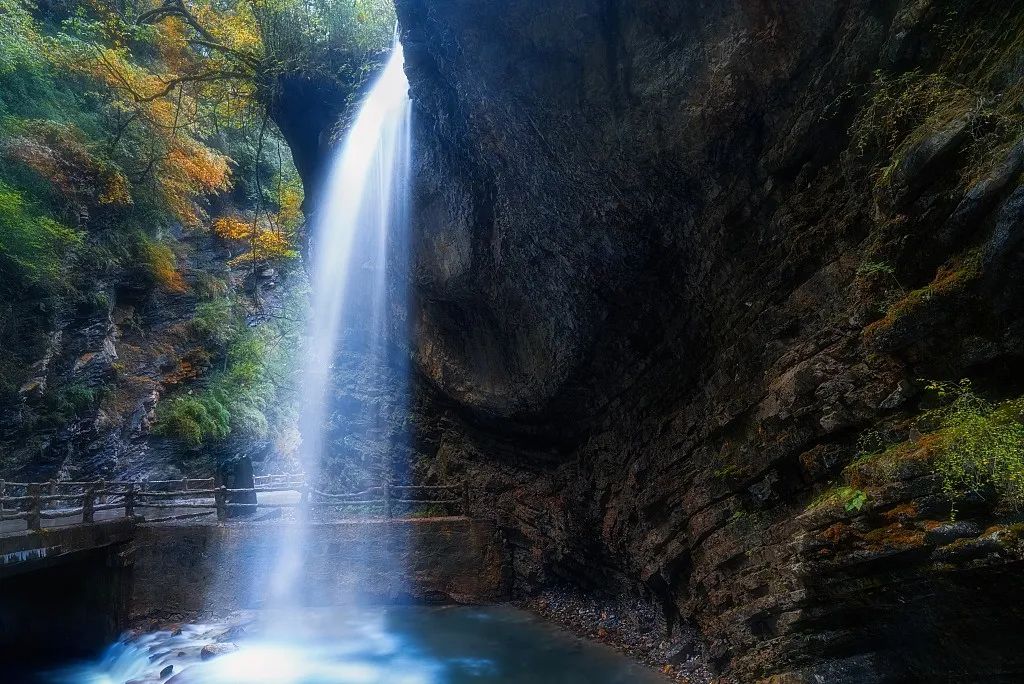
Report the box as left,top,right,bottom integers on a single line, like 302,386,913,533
269,36,412,606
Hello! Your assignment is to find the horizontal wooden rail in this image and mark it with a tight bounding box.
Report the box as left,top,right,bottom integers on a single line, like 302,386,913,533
0,474,470,528
136,489,218,498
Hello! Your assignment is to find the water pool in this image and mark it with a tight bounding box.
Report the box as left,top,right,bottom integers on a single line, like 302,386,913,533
26,605,666,684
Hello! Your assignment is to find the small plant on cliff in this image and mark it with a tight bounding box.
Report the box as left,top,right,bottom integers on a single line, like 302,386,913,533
921,380,1024,510
863,250,981,338
808,486,868,513
138,236,188,293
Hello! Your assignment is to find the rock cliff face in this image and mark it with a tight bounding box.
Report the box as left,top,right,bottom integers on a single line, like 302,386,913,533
0,226,292,483
381,0,1024,681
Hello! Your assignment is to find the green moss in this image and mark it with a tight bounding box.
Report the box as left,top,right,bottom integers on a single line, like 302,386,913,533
408,504,450,519
713,464,742,480
808,486,868,513
864,250,980,337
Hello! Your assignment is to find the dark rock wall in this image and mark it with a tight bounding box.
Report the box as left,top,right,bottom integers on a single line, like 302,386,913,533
390,0,1024,681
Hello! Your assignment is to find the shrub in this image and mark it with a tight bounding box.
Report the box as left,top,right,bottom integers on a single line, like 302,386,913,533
157,288,304,448
192,296,239,346
56,382,97,417
0,0,45,77
138,236,187,293
155,394,231,446
922,380,1024,510
809,485,868,513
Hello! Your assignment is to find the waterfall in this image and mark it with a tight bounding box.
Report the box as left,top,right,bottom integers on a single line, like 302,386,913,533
268,36,412,607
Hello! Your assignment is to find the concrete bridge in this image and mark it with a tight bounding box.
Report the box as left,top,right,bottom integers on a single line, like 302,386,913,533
0,476,506,666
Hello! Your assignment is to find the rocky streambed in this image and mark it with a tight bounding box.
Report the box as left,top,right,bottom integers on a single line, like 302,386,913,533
517,588,714,683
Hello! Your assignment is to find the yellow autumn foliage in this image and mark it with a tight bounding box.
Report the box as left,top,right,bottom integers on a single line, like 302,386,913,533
277,181,303,230
141,239,188,292
228,228,297,267
212,215,252,240
99,169,132,205
56,38,232,226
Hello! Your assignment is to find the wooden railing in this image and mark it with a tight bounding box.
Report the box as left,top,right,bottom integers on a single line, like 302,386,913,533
0,475,469,529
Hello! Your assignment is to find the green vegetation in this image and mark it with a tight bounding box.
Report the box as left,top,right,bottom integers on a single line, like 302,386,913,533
0,181,82,289
257,0,395,66
921,380,1024,510
713,463,742,480
0,0,399,472
808,486,867,514
157,394,231,446
836,380,1024,517
864,250,981,337
847,4,1024,337
156,286,305,449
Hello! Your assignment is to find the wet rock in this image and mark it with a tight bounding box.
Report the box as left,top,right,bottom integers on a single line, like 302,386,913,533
946,138,1024,233
384,2,1024,681
924,521,982,546
883,116,971,208
665,631,698,666
200,642,238,660
18,377,46,402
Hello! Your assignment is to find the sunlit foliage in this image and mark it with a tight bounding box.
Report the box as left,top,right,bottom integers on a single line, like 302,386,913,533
921,380,1024,511
139,236,188,292
0,0,46,75
0,0,382,458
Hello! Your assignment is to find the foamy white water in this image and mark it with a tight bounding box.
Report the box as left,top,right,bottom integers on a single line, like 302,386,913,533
37,606,668,684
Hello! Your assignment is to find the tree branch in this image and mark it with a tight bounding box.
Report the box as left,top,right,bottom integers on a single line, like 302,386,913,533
138,0,262,70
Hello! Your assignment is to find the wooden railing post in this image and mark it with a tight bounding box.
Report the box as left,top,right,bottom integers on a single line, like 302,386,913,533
27,484,41,531
124,483,136,518
462,480,471,516
0,479,5,516
215,486,227,521
82,486,95,523
98,479,107,504
383,481,392,519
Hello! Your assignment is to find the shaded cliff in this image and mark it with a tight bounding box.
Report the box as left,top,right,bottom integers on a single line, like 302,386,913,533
382,0,1024,681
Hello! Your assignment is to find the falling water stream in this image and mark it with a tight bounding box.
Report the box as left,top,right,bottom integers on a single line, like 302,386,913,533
24,37,666,684
269,33,412,611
